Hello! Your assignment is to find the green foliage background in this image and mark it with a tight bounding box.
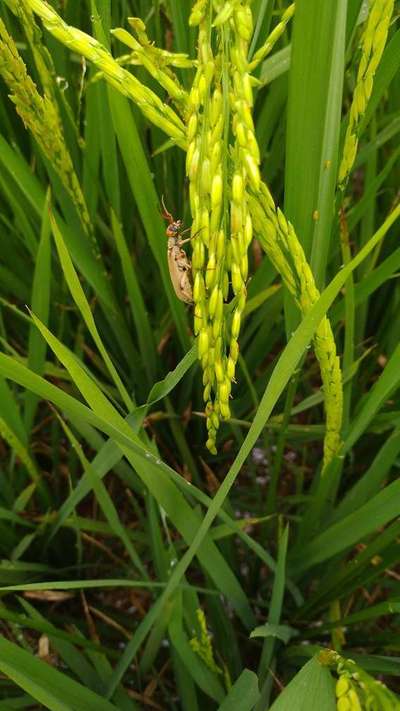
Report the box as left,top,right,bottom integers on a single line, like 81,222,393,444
0,0,399,709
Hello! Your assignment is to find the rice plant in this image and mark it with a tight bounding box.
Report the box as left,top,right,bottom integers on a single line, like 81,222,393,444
0,0,399,709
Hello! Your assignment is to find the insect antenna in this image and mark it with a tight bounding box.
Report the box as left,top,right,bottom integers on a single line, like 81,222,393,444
161,194,174,224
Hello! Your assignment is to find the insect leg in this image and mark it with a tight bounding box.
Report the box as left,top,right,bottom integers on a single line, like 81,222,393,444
179,227,205,245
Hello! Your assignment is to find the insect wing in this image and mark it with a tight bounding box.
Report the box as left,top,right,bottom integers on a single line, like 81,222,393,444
168,245,193,303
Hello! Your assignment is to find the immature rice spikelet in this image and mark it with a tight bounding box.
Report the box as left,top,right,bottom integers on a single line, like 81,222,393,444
328,652,400,711
227,0,259,417
25,0,187,148
335,675,362,711
111,18,190,116
188,0,342,459
338,0,395,188
16,1,56,99
186,9,225,454
189,0,209,26
248,3,295,71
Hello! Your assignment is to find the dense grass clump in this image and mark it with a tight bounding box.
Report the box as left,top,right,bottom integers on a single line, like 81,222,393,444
0,1,399,709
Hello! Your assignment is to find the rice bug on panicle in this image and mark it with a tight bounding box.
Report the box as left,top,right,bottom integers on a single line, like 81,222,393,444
161,196,194,304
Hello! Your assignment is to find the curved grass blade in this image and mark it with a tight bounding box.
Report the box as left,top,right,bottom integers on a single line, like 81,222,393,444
285,0,347,285
57,414,147,577
24,188,51,433
52,344,196,534
335,423,400,520
50,213,133,410
0,134,134,361
0,636,119,711
291,477,400,575
217,669,260,711
111,210,157,383
255,526,289,710
268,656,335,711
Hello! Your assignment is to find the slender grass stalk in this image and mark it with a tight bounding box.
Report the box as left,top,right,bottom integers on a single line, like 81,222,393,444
0,417,39,485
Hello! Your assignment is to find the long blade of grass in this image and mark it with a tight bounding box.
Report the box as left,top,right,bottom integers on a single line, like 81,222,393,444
57,414,147,576
334,423,400,520
111,210,157,383
0,376,27,447
50,213,133,410
285,0,347,286
52,344,196,534
19,597,104,693
0,636,119,711
24,189,51,433
255,526,289,710
343,342,400,454
291,477,400,574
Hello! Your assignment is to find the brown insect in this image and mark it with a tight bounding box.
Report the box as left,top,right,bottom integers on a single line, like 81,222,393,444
162,196,194,304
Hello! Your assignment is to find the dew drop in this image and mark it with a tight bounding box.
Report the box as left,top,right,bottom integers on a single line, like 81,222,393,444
56,76,69,91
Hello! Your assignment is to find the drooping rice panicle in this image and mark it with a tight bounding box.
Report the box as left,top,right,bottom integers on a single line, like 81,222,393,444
187,2,225,454
338,0,395,189
13,0,96,247
24,0,187,148
187,0,259,453
189,0,343,457
249,183,343,467
111,18,190,117
0,17,98,255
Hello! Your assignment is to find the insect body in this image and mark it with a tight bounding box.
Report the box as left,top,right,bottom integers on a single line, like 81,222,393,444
162,197,193,304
